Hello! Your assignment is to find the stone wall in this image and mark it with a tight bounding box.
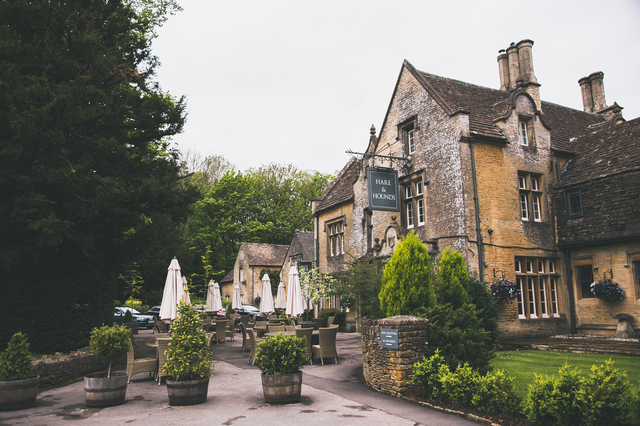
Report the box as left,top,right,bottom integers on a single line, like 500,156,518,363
33,350,123,388
361,316,428,398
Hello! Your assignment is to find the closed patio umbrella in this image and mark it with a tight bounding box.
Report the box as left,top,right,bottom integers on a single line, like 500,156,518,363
275,282,286,309
285,266,304,317
181,276,191,305
232,283,242,310
159,257,190,321
205,281,223,312
259,274,274,314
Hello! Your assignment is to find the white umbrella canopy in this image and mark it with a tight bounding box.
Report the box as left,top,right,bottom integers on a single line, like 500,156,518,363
232,283,242,310
275,282,286,309
259,274,274,314
159,257,190,321
285,266,304,317
181,276,191,305
205,281,223,312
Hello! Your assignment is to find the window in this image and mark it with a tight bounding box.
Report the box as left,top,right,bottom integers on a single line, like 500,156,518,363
417,199,425,226
576,265,594,299
398,118,417,156
519,119,530,146
408,129,415,154
518,172,544,222
406,202,414,229
516,257,561,319
565,187,583,219
327,221,344,256
401,178,425,229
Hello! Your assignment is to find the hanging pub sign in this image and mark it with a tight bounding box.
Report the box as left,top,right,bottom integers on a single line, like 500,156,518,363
367,167,400,211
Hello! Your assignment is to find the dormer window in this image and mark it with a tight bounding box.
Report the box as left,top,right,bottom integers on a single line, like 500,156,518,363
565,187,583,219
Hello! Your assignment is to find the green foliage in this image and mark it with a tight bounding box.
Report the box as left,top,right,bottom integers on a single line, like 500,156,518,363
467,277,499,347
124,298,143,311
434,248,471,309
524,360,634,426
318,309,346,327
162,303,212,381
89,325,131,377
379,232,436,316
254,334,307,375
440,363,480,406
472,369,522,415
411,349,448,398
300,268,335,306
0,0,198,353
0,332,34,381
334,256,385,318
424,303,494,374
118,262,144,301
123,310,133,323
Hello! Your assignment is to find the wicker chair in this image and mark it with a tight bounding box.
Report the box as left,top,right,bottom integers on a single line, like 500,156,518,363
310,318,325,329
284,325,296,333
126,340,157,383
211,320,227,344
247,328,263,365
239,323,248,351
267,324,285,334
326,316,336,326
295,327,313,363
225,320,235,341
311,326,338,365
156,337,171,385
153,320,169,333
239,315,249,331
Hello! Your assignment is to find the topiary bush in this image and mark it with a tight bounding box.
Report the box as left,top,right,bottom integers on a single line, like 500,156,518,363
0,332,34,381
254,333,307,375
434,248,471,310
162,302,212,381
472,369,522,416
89,324,131,377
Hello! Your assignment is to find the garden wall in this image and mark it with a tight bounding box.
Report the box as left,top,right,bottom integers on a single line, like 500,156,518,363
361,316,429,398
33,350,123,388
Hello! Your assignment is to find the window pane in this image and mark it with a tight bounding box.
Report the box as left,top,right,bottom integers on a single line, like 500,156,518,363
407,202,414,228
518,176,526,189
520,194,529,220
539,278,547,317
408,129,415,154
568,189,582,216
416,182,423,195
517,278,524,318
531,177,539,191
550,278,559,315
577,265,594,298
519,121,529,146
417,199,425,225
532,195,541,221
527,278,537,318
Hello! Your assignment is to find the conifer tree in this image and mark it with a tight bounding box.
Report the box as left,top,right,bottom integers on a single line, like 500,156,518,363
379,232,436,316
434,247,472,309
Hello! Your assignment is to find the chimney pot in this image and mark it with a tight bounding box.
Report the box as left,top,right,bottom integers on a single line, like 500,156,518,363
589,71,607,112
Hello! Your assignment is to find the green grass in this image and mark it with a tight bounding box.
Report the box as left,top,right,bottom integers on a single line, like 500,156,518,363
491,350,640,399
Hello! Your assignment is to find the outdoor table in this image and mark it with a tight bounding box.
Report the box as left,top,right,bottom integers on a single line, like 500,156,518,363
254,325,267,337
264,331,296,337
296,321,316,329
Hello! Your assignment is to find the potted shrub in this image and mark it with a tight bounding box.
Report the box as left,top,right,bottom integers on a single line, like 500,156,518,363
162,302,213,406
84,324,131,407
254,333,307,403
123,309,138,334
0,332,38,411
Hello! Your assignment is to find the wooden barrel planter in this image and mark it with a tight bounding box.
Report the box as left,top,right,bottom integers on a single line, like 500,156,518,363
0,376,39,411
261,371,302,403
84,372,128,408
166,376,209,406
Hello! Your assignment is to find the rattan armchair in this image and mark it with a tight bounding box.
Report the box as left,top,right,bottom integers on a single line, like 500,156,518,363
247,328,263,365
295,327,313,363
311,326,338,365
225,320,235,341
156,337,171,385
126,339,157,383
267,324,285,334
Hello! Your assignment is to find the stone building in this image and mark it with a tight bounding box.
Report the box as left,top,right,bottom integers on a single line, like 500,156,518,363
221,242,289,306
280,230,316,287
312,39,639,338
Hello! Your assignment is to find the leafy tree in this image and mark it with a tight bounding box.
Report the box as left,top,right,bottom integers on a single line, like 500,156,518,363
434,248,471,309
334,256,385,318
467,276,499,347
0,0,195,353
182,152,236,194
379,232,436,316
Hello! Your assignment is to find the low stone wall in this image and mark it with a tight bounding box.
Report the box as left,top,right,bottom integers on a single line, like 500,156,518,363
33,350,125,388
361,316,429,398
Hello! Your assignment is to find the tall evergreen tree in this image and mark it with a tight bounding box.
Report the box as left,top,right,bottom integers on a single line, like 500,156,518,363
379,232,436,316
0,0,194,353
434,247,472,309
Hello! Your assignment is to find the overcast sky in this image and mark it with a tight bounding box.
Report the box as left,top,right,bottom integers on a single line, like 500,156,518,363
151,0,640,176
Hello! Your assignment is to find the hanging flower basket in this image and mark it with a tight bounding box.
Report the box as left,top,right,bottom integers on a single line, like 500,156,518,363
490,278,519,303
590,280,624,301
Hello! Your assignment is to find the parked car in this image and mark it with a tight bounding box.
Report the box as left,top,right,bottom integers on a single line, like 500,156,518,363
235,305,260,317
147,305,160,317
114,307,155,329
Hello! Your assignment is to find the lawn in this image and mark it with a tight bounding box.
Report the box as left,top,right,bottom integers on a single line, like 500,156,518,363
491,350,640,398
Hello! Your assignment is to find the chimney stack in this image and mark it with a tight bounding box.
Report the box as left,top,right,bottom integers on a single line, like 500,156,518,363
497,49,510,91
578,72,608,114
497,39,541,108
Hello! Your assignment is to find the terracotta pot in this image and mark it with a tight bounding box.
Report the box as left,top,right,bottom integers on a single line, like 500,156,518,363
166,376,209,406
0,376,39,411
84,372,128,407
261,371,302,403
